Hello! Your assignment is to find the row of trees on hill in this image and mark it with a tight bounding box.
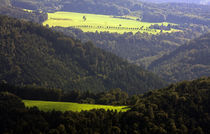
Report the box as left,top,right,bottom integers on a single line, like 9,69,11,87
71,25,151,31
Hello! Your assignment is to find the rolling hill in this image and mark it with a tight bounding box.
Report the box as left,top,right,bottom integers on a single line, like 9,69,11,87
0,15,166,94
139,0,210,5
1,0,210,134
1,77,210,133
149,33,210,82
8,0,210,25
0,3,47,23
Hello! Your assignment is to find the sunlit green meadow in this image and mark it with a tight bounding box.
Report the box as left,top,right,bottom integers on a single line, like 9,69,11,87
23,100,130,112
43,11,179,34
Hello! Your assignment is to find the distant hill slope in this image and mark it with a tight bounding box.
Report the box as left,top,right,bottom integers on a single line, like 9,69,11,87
149,33,210,82
5,0,209,28
0,4,47,23
129,77,210,134
8,0,210,25
0,15,165,94
139,0,210,5
0,0,11,6
1,77,210,133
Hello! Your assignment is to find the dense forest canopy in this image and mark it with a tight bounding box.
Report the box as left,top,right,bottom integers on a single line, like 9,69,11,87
139,0,210,5
149,32,210,82
0,15,166,94
53,23,209,68
0,0,210,133
0,4,47,23
1,0,210,85
1,77,210,133
7,0,210,25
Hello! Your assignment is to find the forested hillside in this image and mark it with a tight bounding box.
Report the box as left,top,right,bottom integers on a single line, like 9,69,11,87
139,0,210,5
53,24,209,68
0,82,130,105
8,0,210,25
2,0,210,70
149,33,210,82
127,77,210,134
0,1,47,23
1,0,210,133
0,15,166,94
2,0,210,84
0,0,11,5
1,77,210,133
140,3,210,25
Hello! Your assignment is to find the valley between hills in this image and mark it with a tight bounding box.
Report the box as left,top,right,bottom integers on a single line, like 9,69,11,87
0,0,210,133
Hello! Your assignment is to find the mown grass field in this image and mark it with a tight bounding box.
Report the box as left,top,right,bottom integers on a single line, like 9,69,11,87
23,100,129,112
43,11,179,34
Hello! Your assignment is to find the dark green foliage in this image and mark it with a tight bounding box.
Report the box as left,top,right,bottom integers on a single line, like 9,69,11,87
142,12,166,22
127,77,210,134
10,0,134,15
53,23,209,69
0,92,48,134
0,5,47,23
62,88,129,105
140,0,209,5
139,3,210,25
1,77,210,134
9,0,210,25
0,82,62,101
61,0,131,16
0,15,165,94
0,91,25,111
11,0,38,10
0,82,128,105
149,33,210,82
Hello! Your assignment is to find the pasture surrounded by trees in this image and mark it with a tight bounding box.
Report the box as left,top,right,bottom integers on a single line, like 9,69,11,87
43,11,180,34
23,100,129,112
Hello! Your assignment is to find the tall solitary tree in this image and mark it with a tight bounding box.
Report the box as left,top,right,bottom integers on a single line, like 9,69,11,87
83,16,87,21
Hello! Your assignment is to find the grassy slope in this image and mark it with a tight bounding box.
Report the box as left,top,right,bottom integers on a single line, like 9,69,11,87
23,100,129,112
43,11,179,34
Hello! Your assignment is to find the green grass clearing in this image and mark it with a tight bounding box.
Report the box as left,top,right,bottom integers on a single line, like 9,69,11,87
43,11,180,34
23,100,130,112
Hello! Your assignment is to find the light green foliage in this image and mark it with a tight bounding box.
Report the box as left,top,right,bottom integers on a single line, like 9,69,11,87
23,100,129,112
43,11,179,34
